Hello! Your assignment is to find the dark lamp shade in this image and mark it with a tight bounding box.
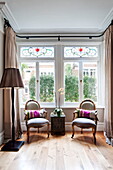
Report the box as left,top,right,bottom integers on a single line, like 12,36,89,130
0,68,24,88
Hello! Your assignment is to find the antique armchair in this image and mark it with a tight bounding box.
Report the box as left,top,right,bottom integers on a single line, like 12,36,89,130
71,99,98,144
24,100,49,143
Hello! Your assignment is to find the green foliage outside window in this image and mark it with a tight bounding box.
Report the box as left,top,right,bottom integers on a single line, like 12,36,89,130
29,75,54,102
83,76,97,101
65,75,79,102
29,74,96,102
29,76,36,100
40,75,54,102
65,75,96,102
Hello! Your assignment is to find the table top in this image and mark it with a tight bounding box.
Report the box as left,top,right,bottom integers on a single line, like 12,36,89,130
50,111,65,117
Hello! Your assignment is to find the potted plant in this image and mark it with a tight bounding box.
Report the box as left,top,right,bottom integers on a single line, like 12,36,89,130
54,108,63,117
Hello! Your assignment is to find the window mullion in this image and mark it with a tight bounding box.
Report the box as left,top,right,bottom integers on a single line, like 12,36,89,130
79,61,83,102
55,45,63,107
36,62,40,101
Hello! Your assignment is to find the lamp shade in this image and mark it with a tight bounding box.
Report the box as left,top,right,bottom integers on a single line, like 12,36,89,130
0,68,24,88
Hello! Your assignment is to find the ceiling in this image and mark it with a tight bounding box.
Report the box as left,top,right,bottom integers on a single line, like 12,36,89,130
0,0,113,34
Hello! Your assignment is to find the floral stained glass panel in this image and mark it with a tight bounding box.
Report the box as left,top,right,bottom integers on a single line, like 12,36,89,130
20,47,54,58
64,47,98,57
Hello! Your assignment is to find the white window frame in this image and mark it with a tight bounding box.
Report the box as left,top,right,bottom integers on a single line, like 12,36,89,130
18,41,103,108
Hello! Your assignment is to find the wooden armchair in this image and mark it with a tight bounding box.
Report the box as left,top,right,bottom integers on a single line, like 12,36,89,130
71,99,98,144
24,100,49,143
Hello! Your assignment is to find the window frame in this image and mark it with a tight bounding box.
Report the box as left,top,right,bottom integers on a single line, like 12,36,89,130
62,44,100,106
18,41,103,107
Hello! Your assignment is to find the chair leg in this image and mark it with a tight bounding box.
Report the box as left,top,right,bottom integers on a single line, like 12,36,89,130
27,127,30,143
47,123,49,138
81,128,83,134
38,128,39,133
92,127,96,144
71,124,74,138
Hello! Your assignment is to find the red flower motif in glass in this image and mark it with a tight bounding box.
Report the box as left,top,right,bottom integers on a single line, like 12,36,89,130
79,48,83,52
35,48,40,52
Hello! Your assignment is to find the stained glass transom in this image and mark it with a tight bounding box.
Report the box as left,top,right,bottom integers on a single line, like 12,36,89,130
20,47,54,58
64,47,98,57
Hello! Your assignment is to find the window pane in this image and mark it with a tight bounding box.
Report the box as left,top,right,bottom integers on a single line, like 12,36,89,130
64,47,98,57
20,47,54,58
83,62,97,102
64,62,79,102
20,62,36,105
39,62,55,102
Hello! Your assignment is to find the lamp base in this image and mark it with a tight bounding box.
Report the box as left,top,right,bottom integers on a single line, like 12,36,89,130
1,140,24,151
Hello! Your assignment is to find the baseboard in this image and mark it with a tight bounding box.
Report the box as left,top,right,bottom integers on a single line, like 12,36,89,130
0,131,4,145
21,122,104,132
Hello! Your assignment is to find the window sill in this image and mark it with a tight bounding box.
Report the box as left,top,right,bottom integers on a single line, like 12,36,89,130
20,105,105,109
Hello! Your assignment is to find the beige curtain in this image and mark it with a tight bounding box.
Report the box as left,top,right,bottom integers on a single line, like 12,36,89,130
4,27,22,139
104,25,113,146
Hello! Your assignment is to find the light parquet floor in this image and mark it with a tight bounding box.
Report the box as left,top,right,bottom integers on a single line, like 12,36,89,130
0,132,113,170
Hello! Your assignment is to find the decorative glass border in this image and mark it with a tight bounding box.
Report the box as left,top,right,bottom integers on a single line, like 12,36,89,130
20,47,54,58
64,47,98,57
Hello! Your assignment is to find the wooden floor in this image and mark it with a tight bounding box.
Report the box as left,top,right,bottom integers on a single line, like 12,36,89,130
0,132,113,170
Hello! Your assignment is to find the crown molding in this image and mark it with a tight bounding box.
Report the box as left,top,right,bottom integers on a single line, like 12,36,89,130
0,2,20,31
100,7,113,32
0,2,5,9
0,2,113,35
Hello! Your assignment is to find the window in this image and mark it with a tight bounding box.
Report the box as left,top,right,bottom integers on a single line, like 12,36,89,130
20,62,36,103
39,62,55,102
83,62,97,101
19,45,101,107
19,46,55,106
64,62,79,102
63,47,98,104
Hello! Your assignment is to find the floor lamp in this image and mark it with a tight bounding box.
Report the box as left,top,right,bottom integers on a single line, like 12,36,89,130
0,68,24,151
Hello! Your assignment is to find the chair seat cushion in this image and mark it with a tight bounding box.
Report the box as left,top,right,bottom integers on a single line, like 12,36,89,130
27,118,49,128
72,118,96,128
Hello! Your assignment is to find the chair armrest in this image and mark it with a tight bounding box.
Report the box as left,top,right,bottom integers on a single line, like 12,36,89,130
44,110,47,119
40,108,48,119
24,114,28,120
24,110,28,120
24,111,29,126
72,109,78,120
94,110,99,125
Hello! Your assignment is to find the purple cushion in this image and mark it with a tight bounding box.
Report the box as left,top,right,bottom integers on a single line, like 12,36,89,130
25,109,47,119
76,109,96,119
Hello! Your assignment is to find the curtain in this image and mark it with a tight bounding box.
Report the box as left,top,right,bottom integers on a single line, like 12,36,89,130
104,25,113,146
4,27,22,139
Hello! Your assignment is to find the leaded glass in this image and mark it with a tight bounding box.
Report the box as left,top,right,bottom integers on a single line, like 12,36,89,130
64,47,98,57
20,47,54,58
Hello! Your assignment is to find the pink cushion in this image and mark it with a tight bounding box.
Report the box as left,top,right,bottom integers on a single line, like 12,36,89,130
25,109,47,119
76,109,97,119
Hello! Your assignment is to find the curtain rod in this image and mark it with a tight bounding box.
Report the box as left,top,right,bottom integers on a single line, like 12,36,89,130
4,18,113,40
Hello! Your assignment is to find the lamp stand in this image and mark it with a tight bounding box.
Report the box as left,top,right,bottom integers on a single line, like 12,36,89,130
1,87,24,151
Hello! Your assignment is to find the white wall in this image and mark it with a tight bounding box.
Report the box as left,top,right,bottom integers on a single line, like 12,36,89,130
0,13,4,145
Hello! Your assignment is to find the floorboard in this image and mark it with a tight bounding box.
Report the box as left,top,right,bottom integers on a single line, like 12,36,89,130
0,132,113,170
